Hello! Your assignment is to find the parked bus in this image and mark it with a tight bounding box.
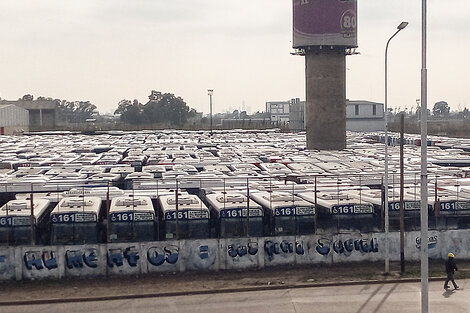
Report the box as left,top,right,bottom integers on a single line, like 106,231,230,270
158,194,210,239
50,196,102,245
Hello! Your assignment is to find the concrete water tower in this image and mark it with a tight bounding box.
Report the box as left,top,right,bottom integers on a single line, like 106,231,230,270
293,0,357,150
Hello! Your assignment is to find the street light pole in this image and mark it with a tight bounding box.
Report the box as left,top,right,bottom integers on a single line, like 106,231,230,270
208,89,214,136
384,21,408,273
420,1,429,312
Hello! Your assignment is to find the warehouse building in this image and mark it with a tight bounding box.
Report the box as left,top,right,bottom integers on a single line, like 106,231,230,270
0,104,29,135
267,99,384,132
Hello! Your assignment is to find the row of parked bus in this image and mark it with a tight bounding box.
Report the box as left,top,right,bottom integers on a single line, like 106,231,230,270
1,185,470,245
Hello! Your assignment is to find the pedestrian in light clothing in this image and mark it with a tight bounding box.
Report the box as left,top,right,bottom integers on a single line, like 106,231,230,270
444,252,459,290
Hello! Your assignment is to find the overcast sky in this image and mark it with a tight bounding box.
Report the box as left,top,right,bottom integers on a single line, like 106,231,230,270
0,0,468,114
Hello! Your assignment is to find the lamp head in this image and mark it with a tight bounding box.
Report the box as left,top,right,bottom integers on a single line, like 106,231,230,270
397,22,409,30
208,89,214,96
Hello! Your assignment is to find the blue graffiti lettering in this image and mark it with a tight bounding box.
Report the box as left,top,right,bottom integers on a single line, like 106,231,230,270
23,250,57,270
264,240,304,258
42,251,57,270
237,245,248,257
280,241,294,254
228,242,258,258
147,246,179,266
66,250,84,269
83,249,98,268
66,249,98,269
227,245,238,258
248,242,258,255
199,246,209,259
316,238,331,256
333,241,345,254
124,247,139,267
296,242,305,255
165,246,179,264
316,238,378,256
24,251,43,270
107,249,124,267
344,239,354,252
147,247,165,266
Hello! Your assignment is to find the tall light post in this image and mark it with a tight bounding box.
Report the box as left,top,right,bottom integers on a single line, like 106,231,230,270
208,89,214,136
420,0,429,311
384,21,408,273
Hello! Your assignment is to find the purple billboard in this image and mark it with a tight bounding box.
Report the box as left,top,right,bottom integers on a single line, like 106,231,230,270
293,0,357,48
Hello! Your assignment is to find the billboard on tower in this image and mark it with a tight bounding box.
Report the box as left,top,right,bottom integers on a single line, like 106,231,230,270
293,0,357,49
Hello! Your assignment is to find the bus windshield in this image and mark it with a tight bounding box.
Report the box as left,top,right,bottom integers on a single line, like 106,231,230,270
165,219,209,239
274,216,315,236
220,217,263,238
110,221,155,242
0,227,31,245
51,223,98,245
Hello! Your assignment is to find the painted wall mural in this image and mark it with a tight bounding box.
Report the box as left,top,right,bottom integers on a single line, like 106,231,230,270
0,230,468,281
24,250,57,270
316,237,379,256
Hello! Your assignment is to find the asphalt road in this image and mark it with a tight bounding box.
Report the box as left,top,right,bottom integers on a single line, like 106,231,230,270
3,279,468,313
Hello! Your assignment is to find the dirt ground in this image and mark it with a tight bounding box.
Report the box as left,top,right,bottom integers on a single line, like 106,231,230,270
1,260,470,303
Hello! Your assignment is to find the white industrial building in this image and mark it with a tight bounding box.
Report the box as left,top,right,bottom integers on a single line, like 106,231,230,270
266,99,384,132
346,100,385,132
266,101,290,124
0,104,29,135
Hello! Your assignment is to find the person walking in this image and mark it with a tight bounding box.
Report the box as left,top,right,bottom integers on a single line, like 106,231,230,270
444,252,459,290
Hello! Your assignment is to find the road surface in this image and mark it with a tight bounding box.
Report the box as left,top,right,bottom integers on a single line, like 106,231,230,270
3,279,468,313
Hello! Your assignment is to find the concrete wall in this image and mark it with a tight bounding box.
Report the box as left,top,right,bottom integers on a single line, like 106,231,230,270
305,53,346,150
1,230,468,281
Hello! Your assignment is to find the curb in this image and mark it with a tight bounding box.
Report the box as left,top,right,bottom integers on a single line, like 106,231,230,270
0,276,446,306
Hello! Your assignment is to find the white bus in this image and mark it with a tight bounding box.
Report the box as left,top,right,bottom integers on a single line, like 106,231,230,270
250,191,315,236
205,192,264,238
50,196,102,245
0,198,51,245
159,194,209,239
298,191,376,233
109,195,156,242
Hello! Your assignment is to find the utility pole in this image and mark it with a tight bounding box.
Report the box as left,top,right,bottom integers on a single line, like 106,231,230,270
208,89,214,136
400,113,405,273
420,0,429,311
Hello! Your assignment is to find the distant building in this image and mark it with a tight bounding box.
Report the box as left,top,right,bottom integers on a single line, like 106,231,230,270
289,98,305,131
266,99,384,132
0,99,57,129
346,100,385,132
266,101,290,124
0,104,29,135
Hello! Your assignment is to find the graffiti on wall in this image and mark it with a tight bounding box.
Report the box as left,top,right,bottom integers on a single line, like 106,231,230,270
24,250,57,270
416,235,438,249
264,240,305,258
316,237,378,256
108,246,140,267
147,245,179,266
227,242,258,258
66,249,98,269
21,245,180,271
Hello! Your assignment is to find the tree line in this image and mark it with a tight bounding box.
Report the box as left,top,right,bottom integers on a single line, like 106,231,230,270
114,91,197,126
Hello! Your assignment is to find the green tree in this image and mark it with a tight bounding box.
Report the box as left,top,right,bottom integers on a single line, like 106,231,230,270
432,101,450,117
115,99,143,124
57,100,97,123
142,93,194,125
